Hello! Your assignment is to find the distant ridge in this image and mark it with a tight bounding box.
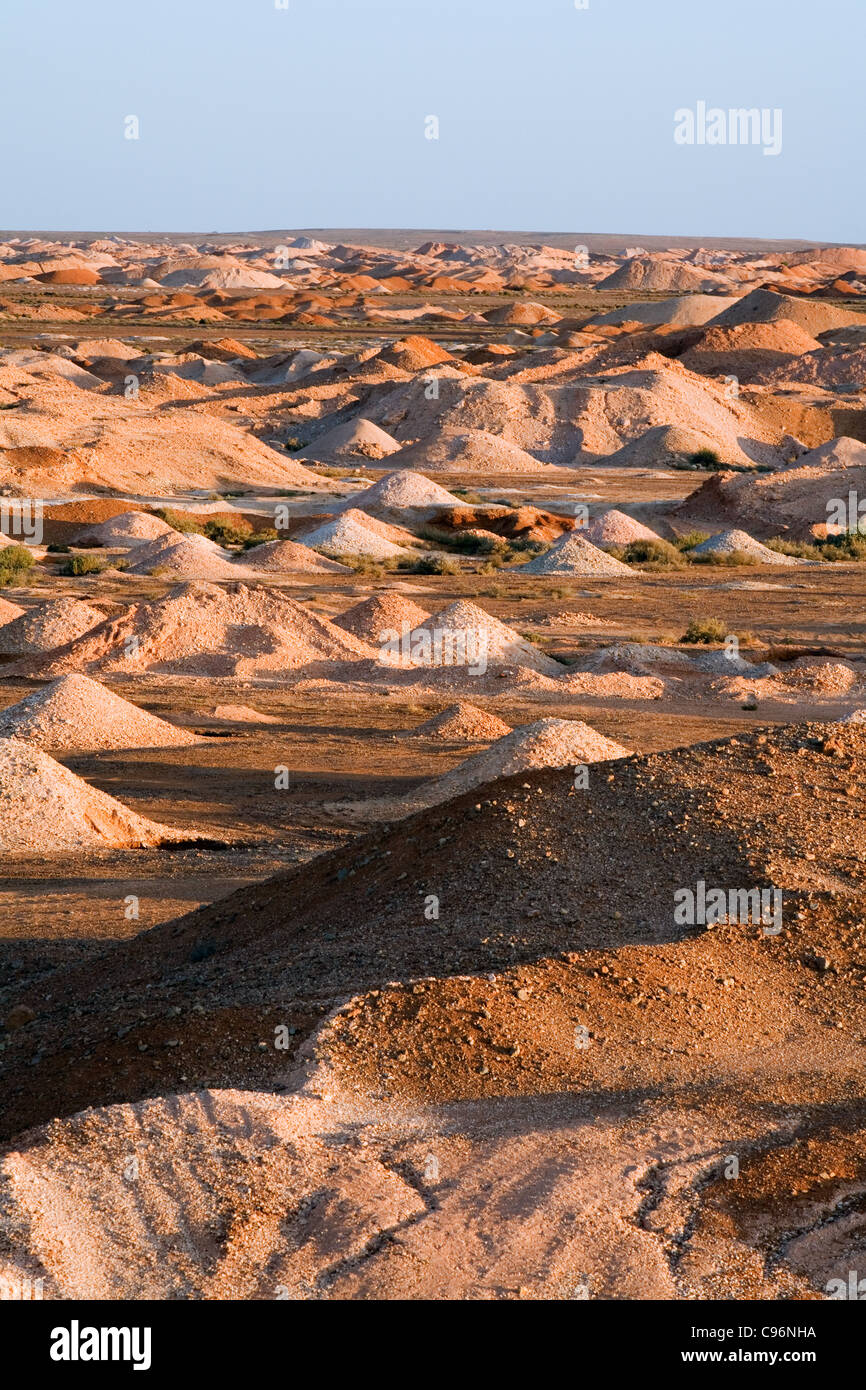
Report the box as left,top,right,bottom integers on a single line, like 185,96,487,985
0,228,858,254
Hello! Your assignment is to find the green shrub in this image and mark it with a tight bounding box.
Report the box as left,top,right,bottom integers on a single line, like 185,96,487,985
674,530,710,552
341,554,387,576
815,533,866,561
46,542,71,554
0,545,35,585
509,538,548,554
688,448,723,469
61,554,105,576
618,538,686,569
154,508,203,534
242,529,279,548
682,617,728,644
764,537,824,561
418,525,495,554
0,544,35,573
408,553,460,575
203,519,252,546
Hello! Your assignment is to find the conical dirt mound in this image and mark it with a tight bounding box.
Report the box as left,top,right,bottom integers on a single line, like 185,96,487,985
0,598,105,655
407,718,630,809
0,674,201,750
334,469,462,513
407,600,562,673
0,737,194,853
519,533,633,576
298,510,413,559
408,702,512,741
583,509,660,545
333,592,431,642
72,511,177,547
241,540,350,573
305,416,401,461
692,528,799,565
12,582,375,679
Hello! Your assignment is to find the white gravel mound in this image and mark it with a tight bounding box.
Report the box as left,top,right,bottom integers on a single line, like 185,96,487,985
408,703,512,741
691,529,800,565
305,417,401,461
0,675,201,750
582,510,661,545
519,533,633,576
72,511,178,548
587,294,740,329
411,718,631,809
406,601,562,674
241,540,351,573
298,511,413,559
123,533,245,578
335,469,462,513
392,429,549,473
0,598,106,655
0,737,195,852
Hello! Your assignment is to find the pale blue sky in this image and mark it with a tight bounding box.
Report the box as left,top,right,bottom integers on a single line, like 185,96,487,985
1,0,862,240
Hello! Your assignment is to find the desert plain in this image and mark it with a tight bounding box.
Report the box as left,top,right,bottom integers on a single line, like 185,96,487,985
0,230,865,1300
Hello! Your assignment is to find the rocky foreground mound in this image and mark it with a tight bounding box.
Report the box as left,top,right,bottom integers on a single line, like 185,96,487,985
1,718,861,1127
1,723,865,1298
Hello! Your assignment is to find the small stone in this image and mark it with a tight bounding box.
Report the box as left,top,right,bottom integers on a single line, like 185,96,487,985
3,1005,35,1031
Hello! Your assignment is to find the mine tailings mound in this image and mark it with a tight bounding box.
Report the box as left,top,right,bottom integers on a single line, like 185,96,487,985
1,722,865,1138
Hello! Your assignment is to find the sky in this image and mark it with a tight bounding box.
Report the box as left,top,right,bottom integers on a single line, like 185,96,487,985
0,0,862,241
